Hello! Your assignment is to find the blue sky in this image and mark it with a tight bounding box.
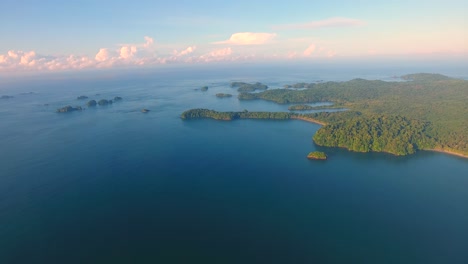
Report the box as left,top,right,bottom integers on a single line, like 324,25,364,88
0,0,466,72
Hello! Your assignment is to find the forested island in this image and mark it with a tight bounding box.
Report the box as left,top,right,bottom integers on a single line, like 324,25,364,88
181,109,292,121
183,74,468,157
307,151,327,160
215,93,233,98
231,82,268,92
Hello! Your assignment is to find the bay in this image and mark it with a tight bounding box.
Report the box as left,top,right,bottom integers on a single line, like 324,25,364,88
0,63,467,264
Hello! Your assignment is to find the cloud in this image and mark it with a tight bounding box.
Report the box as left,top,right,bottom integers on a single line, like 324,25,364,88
95,48,110,62
214,32,276,45
303,44,316,56
143,36,154,48
0,50,38,70
174,46,196,56
119,46,137,59
196,47,233,62
208,47,232,57
0,36,183,73
274,17,365,30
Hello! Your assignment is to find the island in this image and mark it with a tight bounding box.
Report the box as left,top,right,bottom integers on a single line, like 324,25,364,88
307,151,327,160
215,93,233,98
181,109,292,121
200,86,209,91
77,95,88,100
183,74,468,158
56,105,82,113
141,109,150,113
87,100,97,107
98,99,112,106
1,95,14,99
113,96,123,101
231,82,268,92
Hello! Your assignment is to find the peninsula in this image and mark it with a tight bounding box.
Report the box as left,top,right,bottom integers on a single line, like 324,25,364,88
182,74,468,158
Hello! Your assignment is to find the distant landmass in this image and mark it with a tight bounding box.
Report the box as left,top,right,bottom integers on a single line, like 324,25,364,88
231,82,268,92
215,93,233,98
182,73,468,158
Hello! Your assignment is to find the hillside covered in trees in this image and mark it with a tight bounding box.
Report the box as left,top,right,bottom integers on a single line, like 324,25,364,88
238,73,468,156
183,74,468,157
181,109,292,121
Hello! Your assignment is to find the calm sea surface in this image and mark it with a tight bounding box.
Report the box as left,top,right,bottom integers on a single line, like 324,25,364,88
1,64,467,263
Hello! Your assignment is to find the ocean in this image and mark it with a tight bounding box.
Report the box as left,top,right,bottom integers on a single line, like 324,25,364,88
1,63,467,263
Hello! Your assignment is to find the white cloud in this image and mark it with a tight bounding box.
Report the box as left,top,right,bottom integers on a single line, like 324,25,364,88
303,44,316,56
196,47,233,62
95,48,110,62
274,17,365,30
0,50,38,70
214,32,276,45
208,47,232,57
119,46,137,59
7,50,19,59
174,46,196,57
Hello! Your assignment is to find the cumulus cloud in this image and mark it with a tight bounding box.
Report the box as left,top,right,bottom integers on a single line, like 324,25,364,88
214,32,276,45
0,36,180,73
95,48,110,62
196,47,233,62
0,50,38,70
119,46,137,59
303,44,316,56
174,46,196,56
208,47,232,57
274,17,365,30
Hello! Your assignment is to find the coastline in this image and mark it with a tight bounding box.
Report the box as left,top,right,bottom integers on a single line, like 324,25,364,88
291,116,327,126
426,148,468,159
293,116,468,159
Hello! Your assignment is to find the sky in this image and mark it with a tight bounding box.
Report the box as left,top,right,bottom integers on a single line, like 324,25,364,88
0,0,466,73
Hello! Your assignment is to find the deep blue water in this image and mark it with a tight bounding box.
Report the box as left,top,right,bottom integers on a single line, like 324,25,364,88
1,64,467,264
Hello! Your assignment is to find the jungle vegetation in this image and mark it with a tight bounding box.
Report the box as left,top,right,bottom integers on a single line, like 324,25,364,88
183,74,467,156
231,82,268,92
288,104,315,111
238,73,468,155
307,151,327,160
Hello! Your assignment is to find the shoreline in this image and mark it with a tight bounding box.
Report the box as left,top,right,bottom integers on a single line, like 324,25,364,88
425,148,468,159
293,116,468,159
291,116,327,126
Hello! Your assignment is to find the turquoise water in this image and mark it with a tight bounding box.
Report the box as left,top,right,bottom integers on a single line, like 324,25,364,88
1,64,467,263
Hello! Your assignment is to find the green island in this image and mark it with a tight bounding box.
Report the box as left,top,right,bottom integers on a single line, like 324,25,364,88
182,74,468,158
288,104,315,111
215,93,233,98
284,83,316,89
200,86,209,91
307,151,327,160
231,82,268,92
181,109,292,121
